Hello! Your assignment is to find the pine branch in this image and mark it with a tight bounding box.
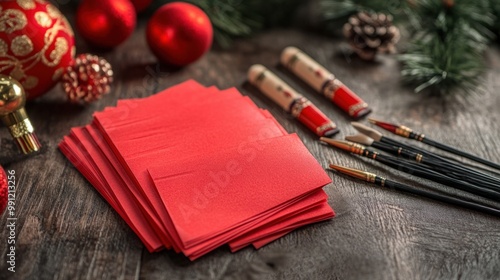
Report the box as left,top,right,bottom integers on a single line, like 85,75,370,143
400,31,485,94
400,0,493,94
410,0,494,46
182,0,259,47
320,0,412,24
184,0,302,47
320,0,496,95
490,0,500,37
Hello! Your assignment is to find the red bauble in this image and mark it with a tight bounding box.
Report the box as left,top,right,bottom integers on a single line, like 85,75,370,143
0,166,7,216
146,2,213,66
76,0,136,48
131,0,152,13
0,0,75,100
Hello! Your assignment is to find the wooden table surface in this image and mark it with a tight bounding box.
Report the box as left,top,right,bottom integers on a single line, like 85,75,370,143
1,17,500,280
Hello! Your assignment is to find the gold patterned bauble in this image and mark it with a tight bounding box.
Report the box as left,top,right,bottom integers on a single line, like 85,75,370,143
0,0,75,100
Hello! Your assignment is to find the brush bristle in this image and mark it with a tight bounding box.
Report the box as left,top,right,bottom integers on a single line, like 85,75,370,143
351,122,383,141
345,134,374,146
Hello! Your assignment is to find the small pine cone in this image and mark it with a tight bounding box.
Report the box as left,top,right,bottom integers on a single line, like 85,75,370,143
343,12,401,61
62,54,113,103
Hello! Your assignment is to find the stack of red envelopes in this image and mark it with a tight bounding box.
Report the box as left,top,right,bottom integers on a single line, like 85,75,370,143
59,80,335,260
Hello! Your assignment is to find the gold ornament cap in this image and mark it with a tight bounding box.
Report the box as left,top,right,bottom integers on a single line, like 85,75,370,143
0,75,41,154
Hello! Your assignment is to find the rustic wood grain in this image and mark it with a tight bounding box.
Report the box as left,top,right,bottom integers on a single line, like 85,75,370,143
1,18,500,280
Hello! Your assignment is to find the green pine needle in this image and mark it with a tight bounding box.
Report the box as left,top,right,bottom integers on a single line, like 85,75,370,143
186,0,302,47
319,0,412,23
185,0,261,47
400,31,485,94
491,1,500,36
400,0,494,94
410,0,494,45
320,0,497,95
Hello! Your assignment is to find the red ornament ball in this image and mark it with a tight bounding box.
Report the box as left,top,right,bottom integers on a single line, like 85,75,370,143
131,0,152,13
146,2,213,66
0,166,7,216
76,0,136,48
0,0,75,100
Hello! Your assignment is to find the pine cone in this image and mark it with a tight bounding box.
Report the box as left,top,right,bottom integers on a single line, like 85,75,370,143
343,12,400,61
62,54,113,103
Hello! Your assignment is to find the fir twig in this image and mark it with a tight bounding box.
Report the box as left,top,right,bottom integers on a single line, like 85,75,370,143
409,0,494,46
400,32,485,94
185,0,261,47
184,0,302,47
400,0,493,94
490,1,500,38
320,0,496,95
320,0,412,23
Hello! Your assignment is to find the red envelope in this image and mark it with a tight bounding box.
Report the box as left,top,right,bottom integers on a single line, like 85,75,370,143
86,125,170,239
233,201,334,251
77,126,173,247
148,134,331,256
228,190,329,251
179,190,324,259
252,202,334,249
59,80,335,260
59,134,164,252
96,89,288,252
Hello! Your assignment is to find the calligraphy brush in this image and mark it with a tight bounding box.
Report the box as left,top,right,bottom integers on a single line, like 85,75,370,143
351,122,500,183
352,122,430,153
320,138,500,201
345,134,424,162
369,118,500,170
329,164,500,218
345,134,500,189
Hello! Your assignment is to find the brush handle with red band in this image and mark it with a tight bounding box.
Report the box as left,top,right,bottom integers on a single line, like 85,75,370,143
248,64,339,137
281,47,371,119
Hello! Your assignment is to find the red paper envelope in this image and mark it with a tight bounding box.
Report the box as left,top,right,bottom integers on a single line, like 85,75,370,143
104,88,328,258
185,191,328,257
180,190,323,259
228,190,330,250
60,79,336,260
59,135,164,252
97,86,242,129
231,201,335,251
86,125,168,235
60,136,116,205
70,128,168,248
252,202,334,249
148,134,331,248
77,126,173,247
119,119,288,253
115,80,207,107
96,89,288,252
